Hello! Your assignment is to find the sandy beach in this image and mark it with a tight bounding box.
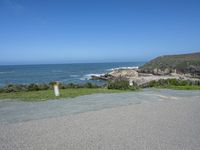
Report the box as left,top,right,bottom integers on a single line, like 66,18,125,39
0,89,200,150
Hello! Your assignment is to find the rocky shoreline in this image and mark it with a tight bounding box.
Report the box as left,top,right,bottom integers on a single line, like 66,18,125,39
91,68,200,86
91,52,200,86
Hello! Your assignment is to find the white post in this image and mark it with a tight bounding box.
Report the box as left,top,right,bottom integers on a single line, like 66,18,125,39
53,82,60,96
129,80,133,86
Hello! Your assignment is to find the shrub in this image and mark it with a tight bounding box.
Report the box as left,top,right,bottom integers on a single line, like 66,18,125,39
49,81,57,86
168,78,179,86
83,82,100,88
145,78,200,88
0,87,4,93
59,83,67,89
107,79,133,90
27,83,39,91
38,83,50,90
0,82,102,93
3,84,26,93
67,83,76,88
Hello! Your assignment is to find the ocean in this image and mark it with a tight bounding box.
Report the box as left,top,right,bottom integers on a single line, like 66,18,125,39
0,62,144,86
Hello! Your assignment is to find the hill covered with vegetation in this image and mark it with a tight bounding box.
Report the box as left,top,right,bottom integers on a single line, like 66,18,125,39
139,52,200,78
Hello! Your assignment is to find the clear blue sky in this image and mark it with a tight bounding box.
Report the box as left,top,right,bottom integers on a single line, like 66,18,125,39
0,0,200,65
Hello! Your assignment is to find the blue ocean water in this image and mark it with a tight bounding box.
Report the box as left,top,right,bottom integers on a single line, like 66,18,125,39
0,62,144,86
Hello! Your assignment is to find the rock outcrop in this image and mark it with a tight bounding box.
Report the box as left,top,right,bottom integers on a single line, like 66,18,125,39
94,72,200,87
91,52,200,86
91,68,200,86
91,69,138,81
109,69,138,79
91,74,113,80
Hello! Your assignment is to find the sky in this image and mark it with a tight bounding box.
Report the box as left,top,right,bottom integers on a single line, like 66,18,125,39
0,0,200,65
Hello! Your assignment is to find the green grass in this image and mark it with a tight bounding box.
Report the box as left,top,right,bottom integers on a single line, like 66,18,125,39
0,88,130,102
1,84,198,102
155,85,200,90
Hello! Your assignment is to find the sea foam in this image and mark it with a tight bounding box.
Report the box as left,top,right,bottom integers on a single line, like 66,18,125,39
80,73,105,80
107,66,138,71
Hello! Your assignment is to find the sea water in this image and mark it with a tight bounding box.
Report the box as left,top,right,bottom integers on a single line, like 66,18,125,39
0,62,144,86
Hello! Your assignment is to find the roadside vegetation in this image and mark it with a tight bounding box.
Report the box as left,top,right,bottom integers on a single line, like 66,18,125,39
0,88,125,101
0,82,133,101
0,82,101,93
142,78,200,90
107,79,139,90
0,79,199,101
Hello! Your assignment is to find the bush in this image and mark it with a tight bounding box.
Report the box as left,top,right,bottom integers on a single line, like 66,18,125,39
2,84,28,93
59,82,100,89
49,81,57,86
0,82,102,93
107,79,137,90
0,88,4,93
38,83,50,90
27,83,39,91
84,82,93,88
83,82,100,88
67,83,77,88
144,78,200,88
58,83,67,89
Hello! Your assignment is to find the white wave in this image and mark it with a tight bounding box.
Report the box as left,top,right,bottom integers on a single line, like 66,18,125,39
0,71,15,74
107,66,138,71
80,73,105,80
80,77,87,81
69,75,80,78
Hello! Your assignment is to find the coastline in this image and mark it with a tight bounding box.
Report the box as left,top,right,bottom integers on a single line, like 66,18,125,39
0,62,143,86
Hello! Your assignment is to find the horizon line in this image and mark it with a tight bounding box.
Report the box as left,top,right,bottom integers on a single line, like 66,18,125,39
0,61,147,66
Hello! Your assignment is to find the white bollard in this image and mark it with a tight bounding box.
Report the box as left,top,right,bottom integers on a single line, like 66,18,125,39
129,80,133,86
53,82,60,96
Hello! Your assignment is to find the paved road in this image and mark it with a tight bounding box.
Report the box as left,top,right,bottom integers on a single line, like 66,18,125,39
0,89,200,149
0,89,199,123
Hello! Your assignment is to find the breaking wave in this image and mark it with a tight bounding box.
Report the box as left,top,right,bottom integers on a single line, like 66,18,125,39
107,66,138,71
80,73,105,81
69,75,80,78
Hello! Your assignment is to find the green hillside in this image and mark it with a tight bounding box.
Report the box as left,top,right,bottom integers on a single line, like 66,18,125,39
140,52,200,77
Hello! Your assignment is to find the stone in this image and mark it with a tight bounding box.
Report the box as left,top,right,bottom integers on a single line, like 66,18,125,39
109,69,138,79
